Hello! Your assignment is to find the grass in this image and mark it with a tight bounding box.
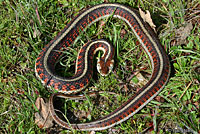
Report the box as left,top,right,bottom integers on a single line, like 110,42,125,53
0,0,199,133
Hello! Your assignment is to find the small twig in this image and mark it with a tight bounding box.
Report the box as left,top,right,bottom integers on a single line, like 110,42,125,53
126,73,136,82
10,6,18,22
0,110,9,116
35,6,42,26
179,81,192,101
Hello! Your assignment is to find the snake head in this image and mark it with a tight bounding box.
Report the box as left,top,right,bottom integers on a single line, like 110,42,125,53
97,58,114,76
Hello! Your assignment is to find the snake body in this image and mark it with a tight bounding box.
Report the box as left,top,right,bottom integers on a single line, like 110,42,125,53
35,3,170,131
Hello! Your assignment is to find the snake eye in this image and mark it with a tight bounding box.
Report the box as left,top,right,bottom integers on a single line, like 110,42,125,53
106,59,114,74
97,63,101,68
109,64,113,70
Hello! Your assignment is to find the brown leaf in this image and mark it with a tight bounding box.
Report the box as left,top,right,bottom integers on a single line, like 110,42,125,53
139,8,156,31
120,29,127,39
155,96,165,103
35,97,54,128
90,131,96,134
175,22,193,44
136,72,148,87
74,109,91,120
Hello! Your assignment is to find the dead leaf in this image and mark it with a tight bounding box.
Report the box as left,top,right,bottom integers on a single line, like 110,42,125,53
175,22,193,44
90,131,96,134
108,127,120,134
74,109,91,120
139,8,156,32
120,29,127,39
136,72,148,87
155,96,165,103
35,97,54,128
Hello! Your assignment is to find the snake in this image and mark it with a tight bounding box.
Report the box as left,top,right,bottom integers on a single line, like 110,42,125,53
35,3,170,131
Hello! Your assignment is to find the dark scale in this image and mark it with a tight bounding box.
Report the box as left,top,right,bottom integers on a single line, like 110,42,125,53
137,102,141,107
94,10,101,18
141,98,146,103
129,108,134,113
75,83,80,89
56,84,62,91
37,69,43,75
78,55,84,62
63,86,69,91
88,13,96,22
119,116,123,120
123,113,127,118
88,15,94,23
